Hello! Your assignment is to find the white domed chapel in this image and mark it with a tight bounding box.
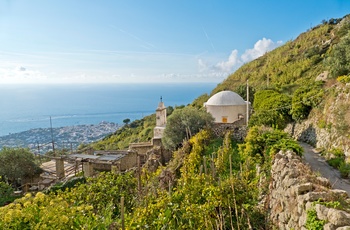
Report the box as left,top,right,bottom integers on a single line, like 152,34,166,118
204,90,249,124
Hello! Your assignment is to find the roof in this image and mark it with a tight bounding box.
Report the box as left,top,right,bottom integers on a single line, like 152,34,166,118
206,90,246,106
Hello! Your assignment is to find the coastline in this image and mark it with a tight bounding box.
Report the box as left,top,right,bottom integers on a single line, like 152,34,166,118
0,121,120,152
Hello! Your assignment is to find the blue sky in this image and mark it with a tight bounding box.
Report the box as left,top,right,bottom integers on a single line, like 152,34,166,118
0,0,349,84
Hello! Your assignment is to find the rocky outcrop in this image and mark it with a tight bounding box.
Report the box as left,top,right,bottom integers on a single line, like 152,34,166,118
285,84,350,158
269,150,350,229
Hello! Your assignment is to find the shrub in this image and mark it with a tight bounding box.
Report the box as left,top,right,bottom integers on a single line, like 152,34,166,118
327,157,344,169
339,162,350,178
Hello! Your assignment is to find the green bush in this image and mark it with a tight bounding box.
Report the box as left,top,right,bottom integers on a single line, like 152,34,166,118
327,157,344,169
0,181,15,206
339,162,350,178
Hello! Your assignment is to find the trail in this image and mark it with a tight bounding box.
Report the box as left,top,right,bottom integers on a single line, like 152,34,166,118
300,142,350,196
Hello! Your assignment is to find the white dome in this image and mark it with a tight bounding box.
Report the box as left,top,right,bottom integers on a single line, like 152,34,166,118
206,90,246,106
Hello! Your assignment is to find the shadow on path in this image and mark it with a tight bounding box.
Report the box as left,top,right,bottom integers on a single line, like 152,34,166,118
300,142,350,196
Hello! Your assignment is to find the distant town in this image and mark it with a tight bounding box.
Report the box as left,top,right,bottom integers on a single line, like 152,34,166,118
0,121,119,153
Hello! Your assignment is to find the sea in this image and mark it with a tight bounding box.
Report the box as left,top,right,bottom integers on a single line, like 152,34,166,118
0,83,216,137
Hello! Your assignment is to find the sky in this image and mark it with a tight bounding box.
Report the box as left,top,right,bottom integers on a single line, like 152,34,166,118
0,0,349,84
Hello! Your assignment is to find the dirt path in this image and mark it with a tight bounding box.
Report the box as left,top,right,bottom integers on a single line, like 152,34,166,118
300,142,350,196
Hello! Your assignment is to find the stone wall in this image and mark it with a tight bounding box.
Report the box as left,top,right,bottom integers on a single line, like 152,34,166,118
212,119,247,140
268,150,350,229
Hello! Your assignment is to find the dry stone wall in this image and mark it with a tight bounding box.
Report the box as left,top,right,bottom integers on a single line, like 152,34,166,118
269,150,350,229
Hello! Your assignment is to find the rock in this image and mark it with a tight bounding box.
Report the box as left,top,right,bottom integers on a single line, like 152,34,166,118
316,71,329,81
316,176,331,187
336,226,350,230
296,183,313,195
324,223,336,230
331,189,349,198
315,203,329,220
327,209,350,227
301,192,329,202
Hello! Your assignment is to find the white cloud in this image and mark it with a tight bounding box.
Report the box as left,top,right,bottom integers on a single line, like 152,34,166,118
198,38,283,77
241,38,282,63
214,49,240,72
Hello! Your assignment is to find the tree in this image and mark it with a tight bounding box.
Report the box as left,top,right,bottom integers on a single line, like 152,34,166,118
123,118,130,125
162,106,214,150
0,148,42,184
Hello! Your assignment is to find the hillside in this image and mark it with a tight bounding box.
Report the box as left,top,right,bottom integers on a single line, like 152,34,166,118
96,14,350,150
3,14,350,229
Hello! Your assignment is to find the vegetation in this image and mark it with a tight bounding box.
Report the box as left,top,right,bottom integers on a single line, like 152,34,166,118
0,172,136,229
162,106,214,150
249,90,292,128
0,179,16,207
325,148,350,178
0,148,42,185
3,14,350,229
306,207,326,230
90,114,156,150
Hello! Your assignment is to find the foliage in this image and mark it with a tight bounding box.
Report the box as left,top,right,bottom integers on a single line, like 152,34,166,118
0,148,42,184
327,157,344,169
47,177,86,194
162,106,214,150
123,118,130,125
243,126,303,160
0,172,137,229
290,82,324,121
327,31,350,78
337,75,350,84
191,93,210,108
91,114,156,150
249,90,292,129
0,180,15,207
306,208,326,230
339,162,350,178
128,130,267,229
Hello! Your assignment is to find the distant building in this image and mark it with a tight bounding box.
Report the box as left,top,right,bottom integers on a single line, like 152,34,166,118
204,90,248,124
153,101,167,139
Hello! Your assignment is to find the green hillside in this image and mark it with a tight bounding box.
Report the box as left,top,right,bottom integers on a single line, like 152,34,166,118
213,16,348,94
2,14,350,229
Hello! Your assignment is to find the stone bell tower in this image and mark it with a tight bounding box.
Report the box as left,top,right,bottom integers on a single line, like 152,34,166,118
153,96,167,139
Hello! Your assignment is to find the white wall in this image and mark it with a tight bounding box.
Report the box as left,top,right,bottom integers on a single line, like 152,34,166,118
206,105,246,123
